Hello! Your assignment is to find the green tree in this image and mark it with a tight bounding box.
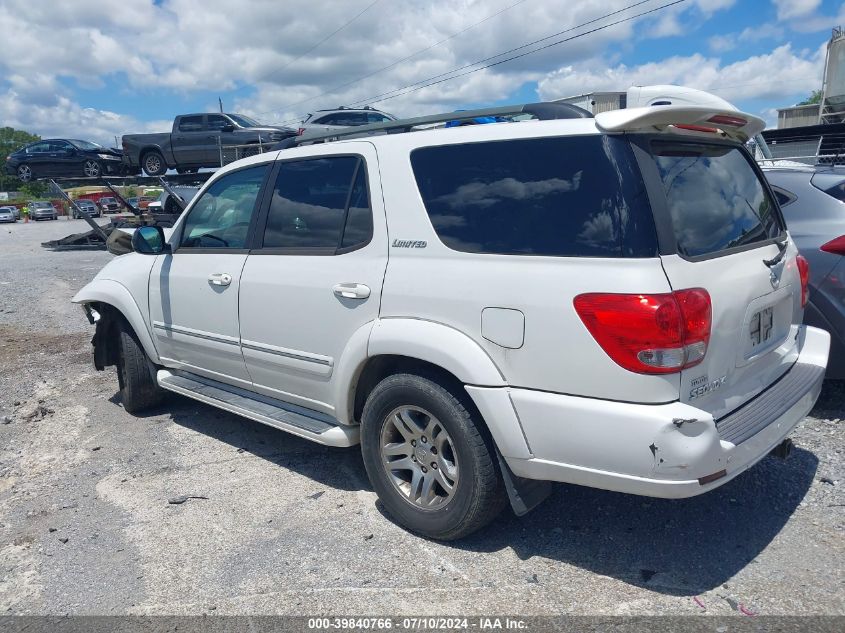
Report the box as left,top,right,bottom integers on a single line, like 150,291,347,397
797,90,822,105
21,181,48,199
0,127,41,192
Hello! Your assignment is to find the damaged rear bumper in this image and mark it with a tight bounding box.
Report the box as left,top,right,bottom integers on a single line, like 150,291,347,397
501,325,830,499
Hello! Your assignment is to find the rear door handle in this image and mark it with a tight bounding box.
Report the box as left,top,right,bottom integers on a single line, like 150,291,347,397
208,273,233,287
333,283,370,299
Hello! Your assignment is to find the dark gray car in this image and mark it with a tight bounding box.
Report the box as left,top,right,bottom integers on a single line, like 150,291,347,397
764,164,845,379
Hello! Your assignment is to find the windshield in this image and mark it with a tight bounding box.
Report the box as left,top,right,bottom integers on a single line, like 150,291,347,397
69,139,103,151
228,114,262,128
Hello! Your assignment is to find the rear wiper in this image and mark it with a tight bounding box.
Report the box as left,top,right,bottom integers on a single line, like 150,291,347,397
763,238,788,268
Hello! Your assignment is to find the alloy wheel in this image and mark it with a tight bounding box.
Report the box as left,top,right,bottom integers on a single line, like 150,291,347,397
17,165,32,182
83,160,101,178
379,406,459,509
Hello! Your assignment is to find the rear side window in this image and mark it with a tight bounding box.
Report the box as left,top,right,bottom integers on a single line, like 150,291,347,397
411,136,656,257
649,142,783,258
178,116,205,132
262,156,372,251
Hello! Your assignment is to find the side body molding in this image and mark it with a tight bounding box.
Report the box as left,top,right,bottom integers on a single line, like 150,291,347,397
72,279,160,364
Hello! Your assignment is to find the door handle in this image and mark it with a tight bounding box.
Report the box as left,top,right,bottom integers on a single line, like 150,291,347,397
333,283,370,299
208,273,233,287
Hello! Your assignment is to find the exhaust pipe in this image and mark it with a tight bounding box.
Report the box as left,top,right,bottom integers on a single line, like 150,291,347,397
770,438,793,460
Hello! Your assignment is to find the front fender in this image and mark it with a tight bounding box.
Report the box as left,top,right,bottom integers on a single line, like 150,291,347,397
72,279,159,363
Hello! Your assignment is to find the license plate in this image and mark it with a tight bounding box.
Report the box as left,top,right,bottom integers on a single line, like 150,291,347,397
749,306,774,347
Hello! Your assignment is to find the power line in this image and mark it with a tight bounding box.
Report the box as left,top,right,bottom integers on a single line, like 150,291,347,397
256,0,531,117
342,0,686,108
256,0,382,86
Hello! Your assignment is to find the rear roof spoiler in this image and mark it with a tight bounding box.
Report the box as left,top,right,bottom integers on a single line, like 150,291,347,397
595,106,765,142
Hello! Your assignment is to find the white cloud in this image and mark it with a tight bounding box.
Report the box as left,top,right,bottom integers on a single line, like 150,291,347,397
772,0,822,21
537,43,825,107
0,0,742,139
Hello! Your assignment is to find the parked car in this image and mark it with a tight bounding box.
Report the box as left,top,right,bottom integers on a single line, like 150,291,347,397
138,195,158,210
30,201,57,221
125,197,139,209
73,100,829,540
298,106,396,137
122,113,297,176
762,164,845,379
5,139,124,182
146,187,199,215
98,197,120,213
0,205,20,220
0,206,16,223
72,199,101,218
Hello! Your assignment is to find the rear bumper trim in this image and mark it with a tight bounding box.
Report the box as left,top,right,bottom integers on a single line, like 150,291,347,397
716,361,826,445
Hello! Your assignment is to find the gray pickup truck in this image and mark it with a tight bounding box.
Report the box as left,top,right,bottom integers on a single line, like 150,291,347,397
121,113,296,176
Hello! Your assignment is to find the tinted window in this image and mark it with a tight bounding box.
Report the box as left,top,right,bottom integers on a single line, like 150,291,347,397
26,142,51,153
649,142,782,258
180,165,268,249
206,114,230,130
263,156,370,250
366,112,392,123
178,116,205,132
411,136,656,257
315,112,366,126
771,187,796,208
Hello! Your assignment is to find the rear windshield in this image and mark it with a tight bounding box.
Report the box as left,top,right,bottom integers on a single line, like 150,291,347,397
410,136,657,257
649,141,783,258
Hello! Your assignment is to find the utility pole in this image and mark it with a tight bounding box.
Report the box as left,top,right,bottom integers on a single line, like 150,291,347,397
219,97,223,113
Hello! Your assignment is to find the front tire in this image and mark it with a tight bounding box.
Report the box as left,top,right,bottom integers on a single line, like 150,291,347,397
116,322,164,414
142,151,167,176
361,374,506,540
83,159,101,178
17,164,33,182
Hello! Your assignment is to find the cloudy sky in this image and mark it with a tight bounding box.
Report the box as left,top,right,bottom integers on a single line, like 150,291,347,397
0,0,842,145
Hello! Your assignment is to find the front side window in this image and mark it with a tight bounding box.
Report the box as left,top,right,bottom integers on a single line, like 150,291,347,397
262,156,372,251
206,114,230,130
649,142,783,258
411,135,656,257
180,165,269,249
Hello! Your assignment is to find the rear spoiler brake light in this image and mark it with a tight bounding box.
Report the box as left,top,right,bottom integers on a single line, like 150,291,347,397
595,106,765,142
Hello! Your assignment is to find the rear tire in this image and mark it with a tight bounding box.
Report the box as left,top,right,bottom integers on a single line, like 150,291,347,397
142,151,167,176
361,373,506,540
116,322,164,414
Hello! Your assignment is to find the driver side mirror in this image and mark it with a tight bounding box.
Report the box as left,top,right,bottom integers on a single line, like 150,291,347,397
221,123,235,133
131,225,169,255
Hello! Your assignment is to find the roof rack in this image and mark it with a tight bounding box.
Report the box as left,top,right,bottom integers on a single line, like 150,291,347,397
288,101,592,147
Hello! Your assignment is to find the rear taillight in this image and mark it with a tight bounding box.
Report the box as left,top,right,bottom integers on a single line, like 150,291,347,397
574,288,712,375
297,128,305,136
820,235,845,256
796,254,810,308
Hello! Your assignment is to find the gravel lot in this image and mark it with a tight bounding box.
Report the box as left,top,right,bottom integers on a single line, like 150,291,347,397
0,218,843,616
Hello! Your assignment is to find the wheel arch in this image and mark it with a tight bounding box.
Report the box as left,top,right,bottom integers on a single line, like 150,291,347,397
72,279,160,365
343,318,530,459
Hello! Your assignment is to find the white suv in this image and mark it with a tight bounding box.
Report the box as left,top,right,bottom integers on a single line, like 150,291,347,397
73,101,830,540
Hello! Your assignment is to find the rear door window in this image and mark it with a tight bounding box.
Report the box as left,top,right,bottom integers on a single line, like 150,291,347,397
411,135,656,257
178,116,205,132
261,156,372,252
648,141,783,258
